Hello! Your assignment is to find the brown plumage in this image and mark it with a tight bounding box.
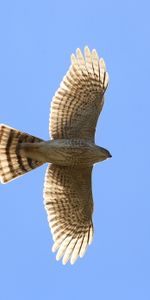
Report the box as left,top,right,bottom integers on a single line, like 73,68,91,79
0,47,111,265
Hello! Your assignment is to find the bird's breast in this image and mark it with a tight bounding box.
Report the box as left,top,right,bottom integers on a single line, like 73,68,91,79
42,139,103,166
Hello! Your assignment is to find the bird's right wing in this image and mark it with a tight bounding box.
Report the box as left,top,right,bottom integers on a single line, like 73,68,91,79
43,164,94,265
49,47,109,142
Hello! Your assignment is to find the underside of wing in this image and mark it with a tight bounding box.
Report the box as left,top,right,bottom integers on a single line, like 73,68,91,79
43,164,94,265
49,47,109,141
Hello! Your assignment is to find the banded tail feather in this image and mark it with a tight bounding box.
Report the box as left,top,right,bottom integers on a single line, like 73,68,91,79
0,124,44,184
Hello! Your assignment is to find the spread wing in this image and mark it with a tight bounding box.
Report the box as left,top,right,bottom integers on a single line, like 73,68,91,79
43,164,94,265
49,47,109,141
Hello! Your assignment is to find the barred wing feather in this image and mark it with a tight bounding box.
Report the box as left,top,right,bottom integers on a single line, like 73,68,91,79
49,47,109,141
44,164,94,265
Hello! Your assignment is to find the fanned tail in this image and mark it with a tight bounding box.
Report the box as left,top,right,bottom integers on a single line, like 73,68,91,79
0,124,44,184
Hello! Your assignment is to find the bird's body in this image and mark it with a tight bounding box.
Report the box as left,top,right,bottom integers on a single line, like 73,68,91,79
0,47,111,265
20,139,111,166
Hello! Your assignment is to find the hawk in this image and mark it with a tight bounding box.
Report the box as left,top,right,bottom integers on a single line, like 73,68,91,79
0,47,111,265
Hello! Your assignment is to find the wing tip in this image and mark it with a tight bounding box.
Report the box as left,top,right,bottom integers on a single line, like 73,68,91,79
84,45,90,52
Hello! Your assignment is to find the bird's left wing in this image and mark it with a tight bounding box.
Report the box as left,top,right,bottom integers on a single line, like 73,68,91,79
43,164,94,265
49,47,109,142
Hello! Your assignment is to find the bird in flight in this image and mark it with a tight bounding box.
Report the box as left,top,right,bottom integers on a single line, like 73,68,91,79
0,47,111,265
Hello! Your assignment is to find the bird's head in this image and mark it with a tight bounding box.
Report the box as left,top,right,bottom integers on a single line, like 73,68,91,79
97,146,112,162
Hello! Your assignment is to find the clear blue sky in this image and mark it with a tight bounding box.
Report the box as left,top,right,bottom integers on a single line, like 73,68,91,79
0,1,150,299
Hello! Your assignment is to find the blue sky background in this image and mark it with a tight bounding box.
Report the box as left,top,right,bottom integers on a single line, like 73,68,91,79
0,1,150,299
